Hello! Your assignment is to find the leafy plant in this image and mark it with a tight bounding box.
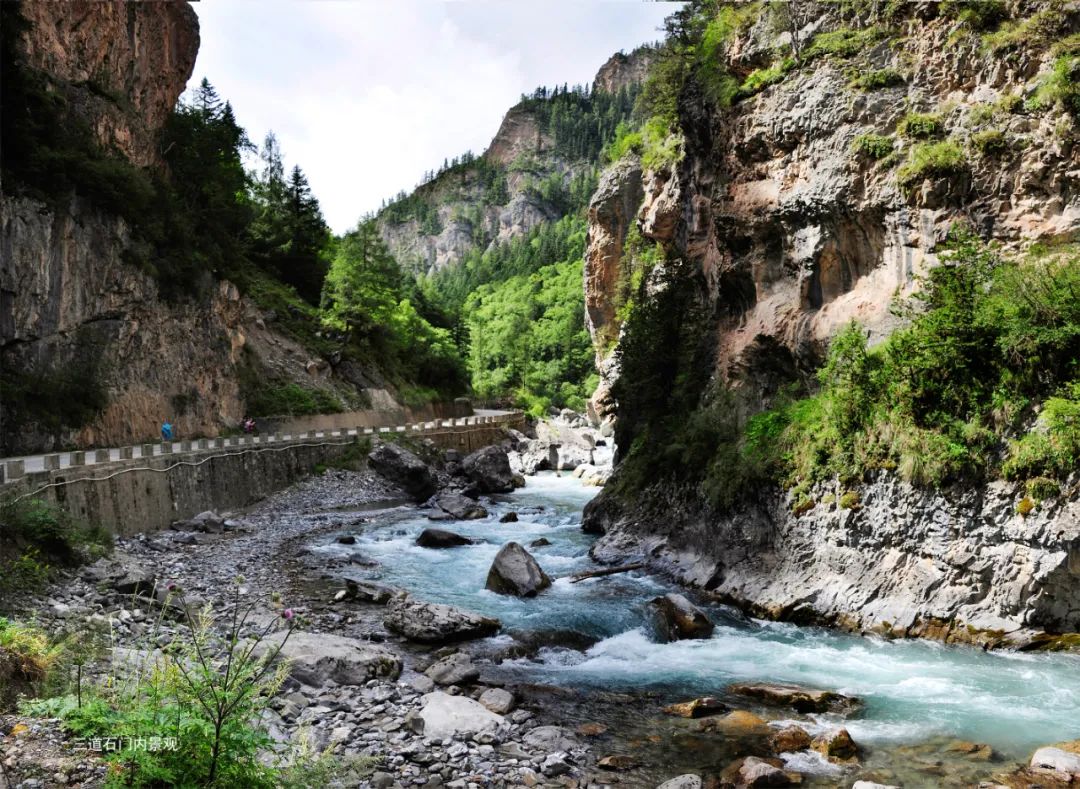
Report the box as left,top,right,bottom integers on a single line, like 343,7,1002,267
805,26,887,60
897,112,944,139
897,140,966,186
852,133,895,160
971,129,1008,155
839,491,861,509
33,580,297,788
850,67,905,90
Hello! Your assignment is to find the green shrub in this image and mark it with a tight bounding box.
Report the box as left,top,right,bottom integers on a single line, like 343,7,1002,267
0,499,112,599
31,581,297,787
603,122,643,163
1031,56,1080,119
850,68,905,90
984,3,1072,53
852,133,895,160
1003,390,1080,479
1017,496,1035,516
0,618,62,710
897,112,944,139
839,491,861,509
1026,476,1060,501
941,0,1008,31
897,141,967,186
971,129,1008,155
805,26,887,60
739,58,796,97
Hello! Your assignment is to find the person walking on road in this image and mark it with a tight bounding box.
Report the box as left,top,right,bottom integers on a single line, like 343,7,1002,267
161,420,174,442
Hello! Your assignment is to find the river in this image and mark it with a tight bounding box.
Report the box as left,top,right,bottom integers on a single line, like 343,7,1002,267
312,472,1080,785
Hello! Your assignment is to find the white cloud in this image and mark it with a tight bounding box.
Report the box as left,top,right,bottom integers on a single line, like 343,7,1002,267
192,0,675,233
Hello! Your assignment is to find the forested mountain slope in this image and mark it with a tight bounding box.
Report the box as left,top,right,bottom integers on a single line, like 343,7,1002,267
373,48,656,415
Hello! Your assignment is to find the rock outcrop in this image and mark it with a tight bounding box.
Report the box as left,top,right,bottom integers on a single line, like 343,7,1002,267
583,4,1080,644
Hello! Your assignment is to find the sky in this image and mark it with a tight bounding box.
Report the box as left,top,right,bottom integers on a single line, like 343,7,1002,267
192,1,676,234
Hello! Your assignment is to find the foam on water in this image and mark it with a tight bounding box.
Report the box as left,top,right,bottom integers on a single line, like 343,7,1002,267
325,471,1080,759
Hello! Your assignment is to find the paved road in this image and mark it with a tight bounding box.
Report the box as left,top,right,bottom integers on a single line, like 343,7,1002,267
3,410,515,476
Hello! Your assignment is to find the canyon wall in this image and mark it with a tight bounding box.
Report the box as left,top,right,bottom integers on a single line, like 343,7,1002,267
583,2,1080,643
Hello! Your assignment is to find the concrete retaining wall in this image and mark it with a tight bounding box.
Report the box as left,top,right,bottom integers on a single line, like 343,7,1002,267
3,412,525,537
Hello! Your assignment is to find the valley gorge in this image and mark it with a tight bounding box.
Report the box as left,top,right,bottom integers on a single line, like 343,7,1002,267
4,1,1080,788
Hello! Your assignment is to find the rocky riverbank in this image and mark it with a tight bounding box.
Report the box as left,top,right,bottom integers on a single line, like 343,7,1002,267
3,435,1079,788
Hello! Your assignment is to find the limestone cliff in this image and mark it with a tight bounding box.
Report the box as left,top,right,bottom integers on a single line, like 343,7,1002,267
583,2,1080,643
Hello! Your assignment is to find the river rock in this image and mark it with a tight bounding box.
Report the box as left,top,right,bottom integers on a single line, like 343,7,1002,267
436,493,489,520
462,446,516,493
699,710,770,736
656,776,702,789
368,443,437,501
812,728,859,762
721,755,799,785
416,528,476,548
523,725,577,752
335,534,356,545
530,537,551,548
721,756,793,787
485,542,552,597
500,512,519,523
339,579,399,604
851,783,900,789
259,631,401,686
646,593,714,642
424,652,479,685
418,691,505,740
728,682,859,714
383,596,501,643
1031,746,1080,776
663,697,728,718
479,687,515,714
769,726,812,753
598,754,638,770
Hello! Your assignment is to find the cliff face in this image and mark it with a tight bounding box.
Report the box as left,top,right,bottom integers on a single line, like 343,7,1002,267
16,0,199,168
1,1,374,453
583,4,1080,642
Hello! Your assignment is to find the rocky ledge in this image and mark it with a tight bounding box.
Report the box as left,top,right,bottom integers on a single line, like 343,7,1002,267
585,469,1080,649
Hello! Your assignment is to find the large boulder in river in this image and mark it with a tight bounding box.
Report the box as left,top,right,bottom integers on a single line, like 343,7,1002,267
416,528,475,549
384,596,501,643
462,446,517,493
486,542,552,597
368,443,437,501
646,593,714,642
436,492,488,520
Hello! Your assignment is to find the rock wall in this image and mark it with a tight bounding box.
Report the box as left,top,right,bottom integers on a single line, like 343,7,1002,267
15,0,199,169
584,4,1080,641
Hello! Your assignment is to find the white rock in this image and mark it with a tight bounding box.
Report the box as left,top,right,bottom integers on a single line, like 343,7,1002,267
418,691,505,741
479,687,514,715
1031,747,1080,775
656,777,702,789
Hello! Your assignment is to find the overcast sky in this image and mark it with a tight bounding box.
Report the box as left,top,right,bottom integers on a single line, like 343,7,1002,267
191,1,676,234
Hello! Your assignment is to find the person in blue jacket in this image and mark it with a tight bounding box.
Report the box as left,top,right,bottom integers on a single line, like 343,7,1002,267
161,420,174,441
